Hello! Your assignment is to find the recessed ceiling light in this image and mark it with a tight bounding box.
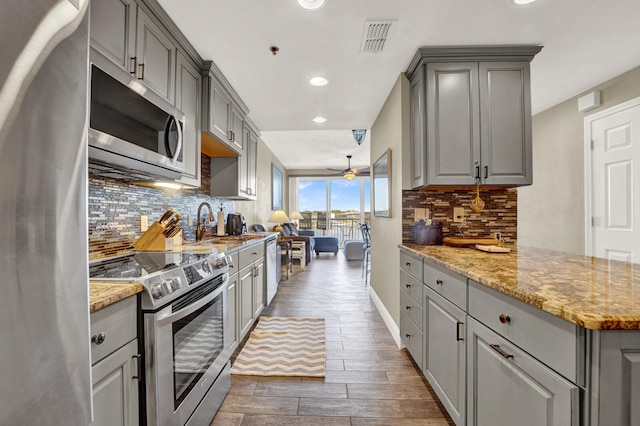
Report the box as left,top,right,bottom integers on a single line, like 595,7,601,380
309,76,329,86
313,117,327,123
513,0,536,4
298,0,325,10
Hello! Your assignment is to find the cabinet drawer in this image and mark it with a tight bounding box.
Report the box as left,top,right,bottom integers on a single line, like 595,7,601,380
468,280,581,382
423,262,467,310
400,311,423,369
400,250,423,280
227,251,240,276
239,242,264,269
400,269,423,306
90,296,137,365
400,288,423,331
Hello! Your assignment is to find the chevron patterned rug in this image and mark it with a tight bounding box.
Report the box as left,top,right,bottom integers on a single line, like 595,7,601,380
230,317,326,377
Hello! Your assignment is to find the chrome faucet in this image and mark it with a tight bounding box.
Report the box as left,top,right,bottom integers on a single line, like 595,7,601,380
196,202,214,241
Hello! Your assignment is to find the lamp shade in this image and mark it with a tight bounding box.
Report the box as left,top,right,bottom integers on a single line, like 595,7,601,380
289,211,304,220
352,129,367,145
268,210,290,223
343,171,356,180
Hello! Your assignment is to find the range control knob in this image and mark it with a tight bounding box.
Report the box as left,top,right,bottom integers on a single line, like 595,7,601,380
161,280,174,295
150,283,166,299
170,277,182,291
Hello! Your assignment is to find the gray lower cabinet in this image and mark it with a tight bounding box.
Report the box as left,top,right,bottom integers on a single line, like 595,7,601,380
399,251,424,369
466,317,578,426
227,270,238,354
405,46,541,189
239,265,255,338
424,286,466,425
237,243,266,341
253,258,265,318
174,51,202,187
90,297,139,426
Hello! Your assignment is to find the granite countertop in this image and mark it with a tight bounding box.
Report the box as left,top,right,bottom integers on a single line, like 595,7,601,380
90,281,143,313
400,244,640,331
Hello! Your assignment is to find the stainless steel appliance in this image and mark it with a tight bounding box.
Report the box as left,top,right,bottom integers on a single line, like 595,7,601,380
88,63,186,181
89,250,233,426
226,213,243,235
0,1,92,424
265,237,278,305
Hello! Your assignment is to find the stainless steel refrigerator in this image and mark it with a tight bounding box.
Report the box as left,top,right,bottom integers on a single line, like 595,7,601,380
0,1,92,424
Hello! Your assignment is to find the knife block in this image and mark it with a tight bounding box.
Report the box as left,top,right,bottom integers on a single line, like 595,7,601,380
133,221,176,252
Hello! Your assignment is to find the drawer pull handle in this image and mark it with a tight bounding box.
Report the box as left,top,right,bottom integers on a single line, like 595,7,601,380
490,344,514,360
405,283,411,288
405,305,411,310
132,354,142,381
405,262,411,266
436,279,443,285
499,314,511,324
456,321,464,341
405,333,411,338
91,332,106,345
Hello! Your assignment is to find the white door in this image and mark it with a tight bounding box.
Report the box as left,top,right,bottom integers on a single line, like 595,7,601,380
587,98,640,262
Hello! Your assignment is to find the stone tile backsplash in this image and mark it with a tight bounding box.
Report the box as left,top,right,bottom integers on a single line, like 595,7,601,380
402,189,517,245
89,154,235,260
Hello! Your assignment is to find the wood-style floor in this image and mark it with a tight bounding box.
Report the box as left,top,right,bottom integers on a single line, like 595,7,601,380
211,252,454,425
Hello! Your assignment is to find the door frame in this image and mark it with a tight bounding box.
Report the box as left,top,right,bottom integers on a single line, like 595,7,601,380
583,95,640,256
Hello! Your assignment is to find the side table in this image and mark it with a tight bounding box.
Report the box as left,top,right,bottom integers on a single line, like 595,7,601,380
291,241,306,271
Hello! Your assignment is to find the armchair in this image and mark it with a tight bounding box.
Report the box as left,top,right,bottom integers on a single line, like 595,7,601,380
280,223,315,265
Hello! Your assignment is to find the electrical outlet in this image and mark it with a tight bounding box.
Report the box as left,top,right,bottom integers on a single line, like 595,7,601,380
453,207,465,223
413,208,430,222
140,215,148,232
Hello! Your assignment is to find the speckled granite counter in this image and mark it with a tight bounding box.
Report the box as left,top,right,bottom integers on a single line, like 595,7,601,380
400,244,640,330
90,281,142,313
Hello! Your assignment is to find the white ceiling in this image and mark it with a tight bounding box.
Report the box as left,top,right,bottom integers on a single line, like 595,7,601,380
158,0,640,171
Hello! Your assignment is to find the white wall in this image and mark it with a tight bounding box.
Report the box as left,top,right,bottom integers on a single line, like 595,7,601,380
236,137,288,230
518,66,640,254
370,74,410,328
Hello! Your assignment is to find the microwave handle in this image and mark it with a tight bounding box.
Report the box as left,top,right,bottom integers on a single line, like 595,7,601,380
164,115,183,165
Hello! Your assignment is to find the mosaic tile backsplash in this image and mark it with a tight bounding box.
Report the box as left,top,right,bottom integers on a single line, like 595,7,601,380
89,154,235,259
402,188,517,245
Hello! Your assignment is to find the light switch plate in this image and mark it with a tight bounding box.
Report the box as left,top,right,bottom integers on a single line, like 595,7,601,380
453,207,465,223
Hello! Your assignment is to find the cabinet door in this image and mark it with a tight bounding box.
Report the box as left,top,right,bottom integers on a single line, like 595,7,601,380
426,62,480,186
424,286,465,425
175,51,201,187
135,8,175,103
230,106,244,153
228,273,238,354
237,126,250,199
246,128,258,198
208,78,232,144
410,67,427,188
467,318,579,426
91,339,139,426
253,260,265,318
90,0,136,75
479,62,532,186
239,266,254,339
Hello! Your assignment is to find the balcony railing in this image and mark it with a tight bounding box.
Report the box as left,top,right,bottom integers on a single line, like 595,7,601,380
299,211,371,244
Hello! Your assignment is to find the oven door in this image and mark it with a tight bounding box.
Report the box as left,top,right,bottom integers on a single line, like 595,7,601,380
144,275,229,426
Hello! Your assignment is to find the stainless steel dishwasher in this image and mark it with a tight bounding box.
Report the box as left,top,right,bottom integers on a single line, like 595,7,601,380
265,237,278,305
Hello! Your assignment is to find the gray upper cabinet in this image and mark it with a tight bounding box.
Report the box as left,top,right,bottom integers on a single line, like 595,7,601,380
174,51,201,187
202,61,249,155
406,46,541,188
90,0,176,105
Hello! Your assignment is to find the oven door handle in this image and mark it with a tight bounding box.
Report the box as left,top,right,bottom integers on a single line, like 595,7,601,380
157,278,228,327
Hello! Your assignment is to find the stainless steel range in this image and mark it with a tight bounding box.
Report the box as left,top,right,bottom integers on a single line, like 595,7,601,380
90,249,233,426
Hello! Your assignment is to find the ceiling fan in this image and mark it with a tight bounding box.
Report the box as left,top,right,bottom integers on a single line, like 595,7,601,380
327,155,370,180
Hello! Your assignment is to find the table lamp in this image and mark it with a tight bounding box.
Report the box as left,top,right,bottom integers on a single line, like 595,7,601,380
289,210,303,226
268,210,290,236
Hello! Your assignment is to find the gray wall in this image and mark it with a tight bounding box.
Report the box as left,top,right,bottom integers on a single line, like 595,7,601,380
236,136,288,231
370,74,410,328
518,66,640,254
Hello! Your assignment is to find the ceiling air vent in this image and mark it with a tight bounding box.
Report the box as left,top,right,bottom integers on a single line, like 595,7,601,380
360,20,395,53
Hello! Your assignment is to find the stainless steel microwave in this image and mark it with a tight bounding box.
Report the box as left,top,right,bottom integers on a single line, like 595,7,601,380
88,64,185,181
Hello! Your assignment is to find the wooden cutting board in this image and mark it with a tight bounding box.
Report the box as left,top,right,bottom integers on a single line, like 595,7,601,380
442,237,500,247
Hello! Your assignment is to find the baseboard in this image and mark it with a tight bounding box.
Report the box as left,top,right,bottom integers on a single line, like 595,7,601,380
368,286,402,349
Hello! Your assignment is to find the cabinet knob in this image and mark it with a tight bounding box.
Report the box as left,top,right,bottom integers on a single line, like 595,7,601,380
405,305,411,310
499,313,511,324
405,262,411,266
405,283,411,288
405,333,411,338
91,332,106,345
436,279,443,285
